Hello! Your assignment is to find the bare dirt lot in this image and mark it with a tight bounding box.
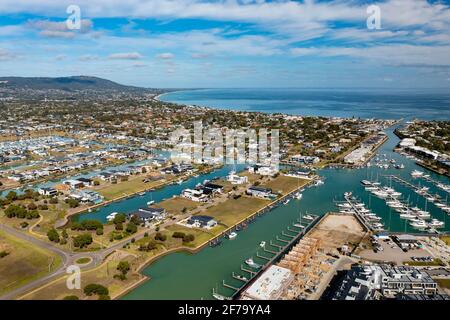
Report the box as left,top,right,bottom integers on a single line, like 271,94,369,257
308,214,367,254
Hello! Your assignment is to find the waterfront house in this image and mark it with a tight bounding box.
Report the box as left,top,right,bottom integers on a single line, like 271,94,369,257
248,164,278,176
186,215,217,229
38,187,58,197
76,177,94,186
128,207,166,223
226,172,248,185
246,186,274,199
182,188,209,202
63,179,85,189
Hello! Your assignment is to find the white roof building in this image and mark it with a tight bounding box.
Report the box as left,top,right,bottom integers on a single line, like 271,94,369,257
242,265,294,300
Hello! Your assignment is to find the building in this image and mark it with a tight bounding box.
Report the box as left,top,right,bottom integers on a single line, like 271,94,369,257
69,190,103,204
241,265,294,300
226,172,248,185
246,186,274,199
182,188,209,202
248,164,278,176
399,138,416,148
63,179,85,189
290,155,320,165
128,207,166,223
38,187,58,197
324,265,440,300
186,215,217,229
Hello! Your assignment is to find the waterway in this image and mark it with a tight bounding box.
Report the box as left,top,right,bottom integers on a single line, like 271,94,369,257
121,125,449,300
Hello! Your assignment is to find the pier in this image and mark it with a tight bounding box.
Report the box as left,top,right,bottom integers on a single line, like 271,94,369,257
214,214,322,300
342,194,374,232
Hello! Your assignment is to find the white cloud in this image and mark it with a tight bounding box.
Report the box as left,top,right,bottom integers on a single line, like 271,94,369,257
0,48,16,60
108,52,143,60
156,52,174,59
27,19,93,38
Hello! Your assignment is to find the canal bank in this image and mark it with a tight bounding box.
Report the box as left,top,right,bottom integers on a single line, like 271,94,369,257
120,124,449,300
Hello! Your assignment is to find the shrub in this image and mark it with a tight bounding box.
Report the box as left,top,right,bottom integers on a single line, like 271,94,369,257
47,228,60,243
183,234,195,243
73,234,93,248
172,231,186,239
154,232,167,242
125,222,137,234
83,284,109,296
63,295,79,300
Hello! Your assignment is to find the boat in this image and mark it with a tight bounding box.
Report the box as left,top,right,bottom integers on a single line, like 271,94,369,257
361,180,372,186
428,219,444,228
293,223,305,229
314,179,324,186
138,192,146,196
147,200,155,206
337,203,352,208
365,186,379,191
373,190,389,198
304,214,314,220
245,258,261,269
228,232,237,240
400,213,417,220
259,241,266,248
177,179,184,185
410,219,427,229
295,193,303,200
235,274,248,281
106,212,119,221
411,170,424,178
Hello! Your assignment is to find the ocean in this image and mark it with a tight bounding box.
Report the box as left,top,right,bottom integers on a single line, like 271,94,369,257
160,88,450,120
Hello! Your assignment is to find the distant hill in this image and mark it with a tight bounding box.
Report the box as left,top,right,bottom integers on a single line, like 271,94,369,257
0,76,165,100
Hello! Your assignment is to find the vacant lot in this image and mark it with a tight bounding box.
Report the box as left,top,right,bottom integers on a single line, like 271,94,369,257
96,176,167,200
262,176,308,194
201,196,269,227
158,197,202,216
0,230,62,296
308,214,366,254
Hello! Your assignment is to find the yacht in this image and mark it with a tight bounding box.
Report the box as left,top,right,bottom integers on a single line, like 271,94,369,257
428,219,444,228
409,219,427,229
245,258,261,269
411,170,424,178
304,214,314,220
228,232,237,240
361,180,372,186
435,203,446,208
259,241,266,248
386,200,403,208
295,193,303,200
373,190,389,198
337,203,352,208
293,223,305,229
106,212,119,221
400,213,417,220
147,200,155,206
365,186,379,191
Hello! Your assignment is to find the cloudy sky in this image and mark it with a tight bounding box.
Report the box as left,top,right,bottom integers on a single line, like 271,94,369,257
0,0,450,89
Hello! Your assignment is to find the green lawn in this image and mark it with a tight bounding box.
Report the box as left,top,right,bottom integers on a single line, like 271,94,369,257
158,197,202,216
0,230,62,296
97,177,165,200
261,175,308,195
403,259,445,267
436,278,450,290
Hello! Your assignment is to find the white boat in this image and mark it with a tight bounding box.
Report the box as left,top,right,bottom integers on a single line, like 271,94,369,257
337,203,352,208
410,219,427,229
245,258,261,269
295,193,303,200
177,179,184,185
361,180,372,186
304,214,314,220
365,186,379,191
428,219,444,228
411,170,424,178
259,241,266,248
147,200,155,206
400,213,417,220
435,203,446,208
293,223,305,229
373,190,389,198
106,212,119,221
386,201,404,208
138,192,146,196
228,232,237,240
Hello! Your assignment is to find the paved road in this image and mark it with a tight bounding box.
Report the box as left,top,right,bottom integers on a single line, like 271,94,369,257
0,217,175,300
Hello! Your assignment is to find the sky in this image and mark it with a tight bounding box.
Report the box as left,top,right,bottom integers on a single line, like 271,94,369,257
0,0,450,89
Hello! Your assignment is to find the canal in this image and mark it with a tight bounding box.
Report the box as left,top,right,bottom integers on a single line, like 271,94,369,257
120,125,449,300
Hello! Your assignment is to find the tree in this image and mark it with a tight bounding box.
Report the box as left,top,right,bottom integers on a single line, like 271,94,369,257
47,228,60,243
63,295,79,300
4,204,27,218
27,203,37,210
126,222,137,234
67,198,80,208
172,231,186,239
49,197,58,204
183,234,195,243
83,283,109,296
113,213,126,225
117,261,130,277
6,191,17,202
154,232,167,241
73,234,93,248
96,227,103,235
115,223,123,231
61,229,68,239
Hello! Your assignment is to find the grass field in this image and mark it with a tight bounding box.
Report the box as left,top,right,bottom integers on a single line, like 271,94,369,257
158,197,202,216
165,224,225,248
21,252,143,300
436,278,450,290
0,230,62,296
96,176,166,200
201,196,269,227
441,236,450,246
403,259,445,267
261,175,307,195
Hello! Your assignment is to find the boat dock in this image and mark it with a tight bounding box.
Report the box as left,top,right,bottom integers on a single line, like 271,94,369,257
213,214,322,300
342,194,375,232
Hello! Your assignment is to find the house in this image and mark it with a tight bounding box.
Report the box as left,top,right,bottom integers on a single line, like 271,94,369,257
38,187,58,197
69,190,103,204
128,207,166,222
246,186,274,199
248,164,278,176
227,172,248,185
63,179,85,189
182,188,209,202
187,215,217,229
76,177,94,186
290,155,320,165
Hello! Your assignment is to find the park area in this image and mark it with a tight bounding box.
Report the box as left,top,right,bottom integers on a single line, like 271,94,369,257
0,230,62,296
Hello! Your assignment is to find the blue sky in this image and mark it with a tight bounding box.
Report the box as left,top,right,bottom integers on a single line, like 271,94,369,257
0,0,450,89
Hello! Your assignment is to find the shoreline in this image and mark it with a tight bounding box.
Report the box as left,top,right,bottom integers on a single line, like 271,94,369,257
114,176,314,300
